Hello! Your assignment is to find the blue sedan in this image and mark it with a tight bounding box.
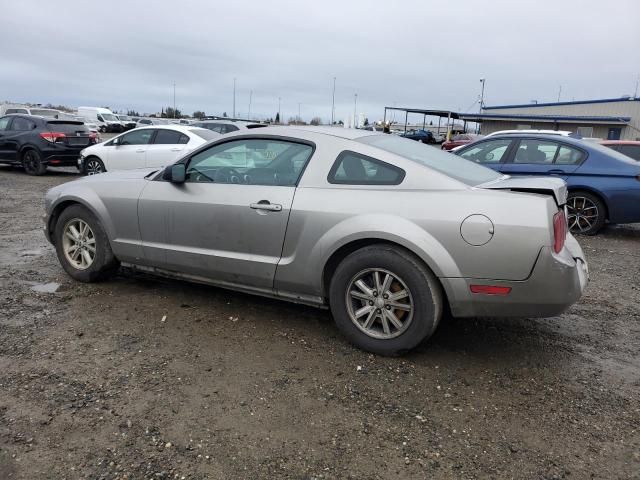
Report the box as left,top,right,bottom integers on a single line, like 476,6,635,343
454,134,640,234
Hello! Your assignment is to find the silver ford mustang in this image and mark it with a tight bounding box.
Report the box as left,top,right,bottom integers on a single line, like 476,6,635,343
43,126,589,355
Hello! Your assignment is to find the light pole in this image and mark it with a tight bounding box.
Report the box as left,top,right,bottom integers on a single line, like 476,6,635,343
233,78,236,118
173,82,176,118
478,78,486,134
278,97,281,123
331,77,336,125
298,102,302,123
248,90,253,120
353,93,358,128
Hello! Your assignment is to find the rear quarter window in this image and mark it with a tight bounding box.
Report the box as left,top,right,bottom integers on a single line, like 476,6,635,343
328,151,405,185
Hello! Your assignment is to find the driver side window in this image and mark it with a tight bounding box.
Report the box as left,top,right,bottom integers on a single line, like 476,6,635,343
185,139,313,186
459,139,512,164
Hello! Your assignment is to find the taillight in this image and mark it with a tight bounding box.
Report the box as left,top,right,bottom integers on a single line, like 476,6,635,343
553,210,567,254
40,132,66,143
89,132,97,143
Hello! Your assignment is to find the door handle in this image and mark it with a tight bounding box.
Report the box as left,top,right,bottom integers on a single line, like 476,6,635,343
170,147,182,152
136,149,145,153
548,169,565,175
250,201,282,212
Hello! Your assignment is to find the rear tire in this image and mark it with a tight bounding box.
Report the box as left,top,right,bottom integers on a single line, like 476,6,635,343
22,149,46,176
53,204,119,282
329,244,443,355
567,191,606,235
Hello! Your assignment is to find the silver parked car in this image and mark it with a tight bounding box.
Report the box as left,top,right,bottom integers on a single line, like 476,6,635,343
43,127,588,355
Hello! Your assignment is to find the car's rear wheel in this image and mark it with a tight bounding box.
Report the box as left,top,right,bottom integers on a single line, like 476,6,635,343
54,204,119,282
567,191,606,235
329,244,443,355
22,149,47,176
84,156,106,175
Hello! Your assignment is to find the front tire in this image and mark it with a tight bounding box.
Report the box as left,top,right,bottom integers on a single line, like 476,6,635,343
22,149,47,176
329,244,443,355
54,205,119,282
567,191,606,235
84,156,106,175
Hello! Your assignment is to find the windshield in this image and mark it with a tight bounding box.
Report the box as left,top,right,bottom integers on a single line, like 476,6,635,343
101,113,118,121
357,135,502,186
118,115,131,121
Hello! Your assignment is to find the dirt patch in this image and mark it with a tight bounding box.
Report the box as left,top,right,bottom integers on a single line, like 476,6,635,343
0,166,638,479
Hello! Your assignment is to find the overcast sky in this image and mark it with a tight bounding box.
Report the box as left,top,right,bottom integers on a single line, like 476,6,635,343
2,0,639,122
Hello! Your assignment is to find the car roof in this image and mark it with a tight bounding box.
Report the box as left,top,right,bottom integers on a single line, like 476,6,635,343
600,140,640,145
479,133,587,146
133,124,204,133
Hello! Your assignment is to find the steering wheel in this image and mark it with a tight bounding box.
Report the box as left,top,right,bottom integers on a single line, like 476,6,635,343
215,167,243,184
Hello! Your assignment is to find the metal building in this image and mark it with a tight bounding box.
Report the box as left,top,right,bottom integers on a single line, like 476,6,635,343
461,97,640,140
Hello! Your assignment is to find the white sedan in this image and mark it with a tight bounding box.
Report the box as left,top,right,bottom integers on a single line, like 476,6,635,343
78,125,219,174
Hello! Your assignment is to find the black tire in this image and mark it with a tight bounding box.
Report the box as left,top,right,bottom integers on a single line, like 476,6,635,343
84,156,106,175
99,126,106,133
53,204,119,282
22,149,47,176
567,190,606,235
329,244,443,355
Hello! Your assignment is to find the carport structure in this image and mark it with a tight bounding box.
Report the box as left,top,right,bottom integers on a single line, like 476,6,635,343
382,106,472,134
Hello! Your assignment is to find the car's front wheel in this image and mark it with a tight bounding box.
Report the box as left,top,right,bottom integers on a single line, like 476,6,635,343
54,204,119,282
567,191,606,235
329,244,443,355
84,156,106,175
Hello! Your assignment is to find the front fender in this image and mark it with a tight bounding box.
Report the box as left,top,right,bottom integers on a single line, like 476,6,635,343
48,187,116,241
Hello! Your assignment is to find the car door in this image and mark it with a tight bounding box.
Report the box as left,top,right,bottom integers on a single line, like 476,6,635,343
4,116,36,161
145,129,190,168
457,138,516,172
106,128,154,171
499,139,582,179
137,137,314,289
0,117,14,160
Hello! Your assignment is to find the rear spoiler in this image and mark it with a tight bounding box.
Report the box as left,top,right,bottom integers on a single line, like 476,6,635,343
477,176,568,206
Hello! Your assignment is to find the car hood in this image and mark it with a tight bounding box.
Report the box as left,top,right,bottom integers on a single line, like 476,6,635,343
477,175,567,206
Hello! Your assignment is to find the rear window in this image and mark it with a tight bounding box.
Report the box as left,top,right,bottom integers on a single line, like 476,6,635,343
46,121,89,133
31,109,59,117
357,135,501,186
188,128,219,141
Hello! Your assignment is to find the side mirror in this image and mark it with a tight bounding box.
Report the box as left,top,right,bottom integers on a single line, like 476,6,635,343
112,137,120,145
164,163,186,183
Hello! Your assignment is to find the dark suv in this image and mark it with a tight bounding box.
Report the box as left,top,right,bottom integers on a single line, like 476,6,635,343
0,114,96,175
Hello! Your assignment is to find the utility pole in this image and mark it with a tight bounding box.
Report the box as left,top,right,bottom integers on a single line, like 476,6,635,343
557,84,562,102
173,82,176,118
278,97,281,123
353,93,358,128
248,90,252,120
331,77,336,125
478,78,486,112
634,74,639,98
233,78,236,118
298,102,301,123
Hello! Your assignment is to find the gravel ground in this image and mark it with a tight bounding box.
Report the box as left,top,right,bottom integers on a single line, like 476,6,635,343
0,166,638,480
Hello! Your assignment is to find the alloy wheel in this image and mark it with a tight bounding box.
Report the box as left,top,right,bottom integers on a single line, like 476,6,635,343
567,196,599,233
345,268,414,339
62,218,96,270
86,159,104,175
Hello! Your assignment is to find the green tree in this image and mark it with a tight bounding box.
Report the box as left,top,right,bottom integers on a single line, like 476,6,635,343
192,111,206,120
275,112,280,123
